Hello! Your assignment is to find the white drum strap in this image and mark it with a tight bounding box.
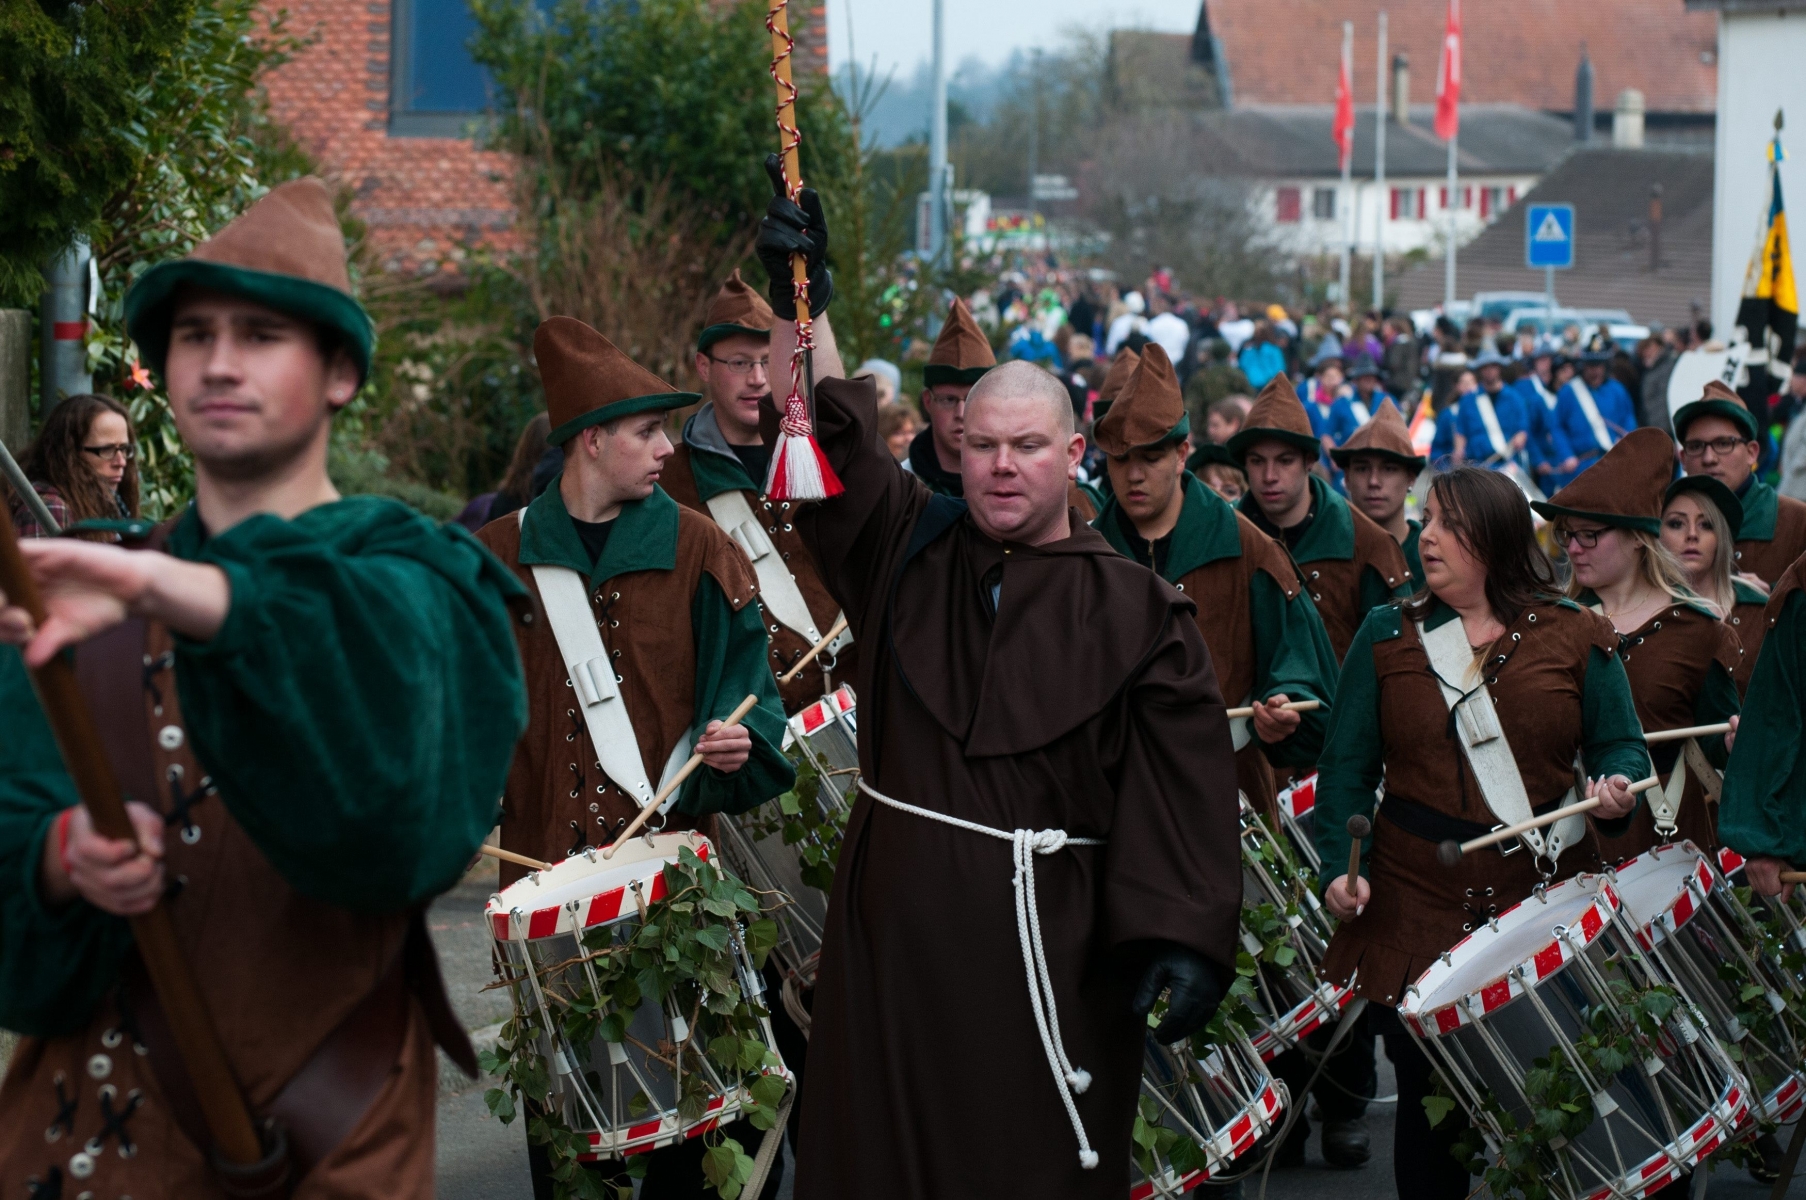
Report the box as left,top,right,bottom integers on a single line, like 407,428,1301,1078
1474,393,1509,462
1350,400,1371,426
1569,379,1614,452
1684,737,1723,804
705,489,851,658
1651,737,1723,833
1532,378,1559,411
522,510,691,814
857,779,1105,1169
1418,619,1586,861
1230,692,1254,752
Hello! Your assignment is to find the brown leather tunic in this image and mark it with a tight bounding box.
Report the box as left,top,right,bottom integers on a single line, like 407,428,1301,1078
476,503,759,889
661,443,854,713
1593,602,1741,862
1736,492,1806,584
0,622,435,1200
1319,601,1621,1005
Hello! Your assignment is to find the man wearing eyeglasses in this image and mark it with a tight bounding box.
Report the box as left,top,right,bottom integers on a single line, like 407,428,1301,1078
661,270,854,714
1675,380,1806,688
904,298,996,497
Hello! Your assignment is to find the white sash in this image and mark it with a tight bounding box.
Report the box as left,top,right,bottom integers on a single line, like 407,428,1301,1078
521,510,693,815
1350,400,1372,426
1230,692,1253,752
1530,377,1559,411
1568,379,1614,453
1417,617,1586,860
1473,392,1510,462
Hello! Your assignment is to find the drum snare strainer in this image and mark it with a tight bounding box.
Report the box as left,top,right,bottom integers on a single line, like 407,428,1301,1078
1399,871,1749,1200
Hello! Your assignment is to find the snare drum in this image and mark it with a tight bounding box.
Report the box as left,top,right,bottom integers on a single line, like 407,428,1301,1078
1237,795,1355,1061
1274,772,1321,875
1400,872,1749,1200
486,833,791,1159
1130,1030,1288,1198
1703,846,1806,1124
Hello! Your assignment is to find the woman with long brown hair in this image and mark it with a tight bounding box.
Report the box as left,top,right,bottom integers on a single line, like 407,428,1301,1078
1530,428,1742,859
7,393,140,537
1314,465,1649,1200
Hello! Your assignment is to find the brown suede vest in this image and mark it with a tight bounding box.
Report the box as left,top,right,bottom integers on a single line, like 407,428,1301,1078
661,444,855,713
1737,492,1806,584
1297,506,1409,663
477,504,760,889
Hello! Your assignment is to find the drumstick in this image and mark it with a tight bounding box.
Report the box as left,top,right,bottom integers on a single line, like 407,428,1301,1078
778,614,849,684
480,844,551,871
1345,814,1371,888
603,693,760,858
1643,722,1733,744
1779,871,1806,884
1225,699,1323,721
1435,775,1662,866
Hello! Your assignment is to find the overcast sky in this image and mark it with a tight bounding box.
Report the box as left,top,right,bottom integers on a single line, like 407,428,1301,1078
828,0,1202,75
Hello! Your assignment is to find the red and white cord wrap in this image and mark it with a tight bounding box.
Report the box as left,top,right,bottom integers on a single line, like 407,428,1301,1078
858,779,1106,1168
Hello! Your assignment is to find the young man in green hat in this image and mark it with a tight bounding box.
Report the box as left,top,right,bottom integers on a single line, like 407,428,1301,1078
1333,399,1427,589
475,315,792,1199
0,177,529,1197
904,297,994,496
1675,380,1806,588
661,271,853,712
1231,375,1412,662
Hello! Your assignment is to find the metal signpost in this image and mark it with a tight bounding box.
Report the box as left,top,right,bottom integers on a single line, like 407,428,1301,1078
1525,202,1575,318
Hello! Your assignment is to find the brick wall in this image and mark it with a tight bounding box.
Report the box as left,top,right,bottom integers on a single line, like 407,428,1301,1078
263,0,829,278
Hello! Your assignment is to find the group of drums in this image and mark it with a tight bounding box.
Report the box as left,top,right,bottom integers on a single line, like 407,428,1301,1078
480,686,1806,1199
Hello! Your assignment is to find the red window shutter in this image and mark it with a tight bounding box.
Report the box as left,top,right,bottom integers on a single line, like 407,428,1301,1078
1417,189,1427,219
1480,188,1491,219
1439,186,1448,209
1277,187,1302,223
1463,186,1473,209
1508,185,1518,206
1390,189,1401,220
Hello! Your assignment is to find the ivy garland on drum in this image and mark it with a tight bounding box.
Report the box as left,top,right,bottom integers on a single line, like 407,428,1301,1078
741,751,853,893
1710,882,1806,1169
480,848,788,1200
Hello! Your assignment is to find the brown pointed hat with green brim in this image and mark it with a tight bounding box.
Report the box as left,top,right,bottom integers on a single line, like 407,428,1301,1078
1672,379,1760,443
1227,373,1321,462
1530,426,1674,534
1093,346,1141,421
1664,473,1745,540
536,317,699,445
1330,398,1425,469
922,297,996,388
697,269,774,353
124,178,375,384
1094,343,1189,455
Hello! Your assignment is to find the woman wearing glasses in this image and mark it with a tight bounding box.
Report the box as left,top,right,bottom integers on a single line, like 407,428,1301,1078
1532,428,1741,859
6,393,140,538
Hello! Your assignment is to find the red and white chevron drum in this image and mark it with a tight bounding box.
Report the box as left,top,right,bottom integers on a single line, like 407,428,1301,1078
486,833,791,1159
1399,870,1750,1200
1129,1031,1288,1198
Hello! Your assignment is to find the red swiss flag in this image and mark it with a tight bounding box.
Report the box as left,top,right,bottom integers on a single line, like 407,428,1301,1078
1434,0,1461,141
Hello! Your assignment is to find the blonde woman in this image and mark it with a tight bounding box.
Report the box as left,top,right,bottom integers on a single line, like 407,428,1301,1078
1534,428,1741,858
1663,476,1773,695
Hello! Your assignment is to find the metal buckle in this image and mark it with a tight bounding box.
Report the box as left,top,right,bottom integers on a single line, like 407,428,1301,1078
1490,824,1523,857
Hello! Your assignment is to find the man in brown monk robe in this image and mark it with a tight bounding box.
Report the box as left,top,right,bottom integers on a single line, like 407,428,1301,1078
761,297,1241,1193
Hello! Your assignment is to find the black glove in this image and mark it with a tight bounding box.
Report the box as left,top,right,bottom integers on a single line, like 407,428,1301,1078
756,153,833,319
1130,941,1228,1045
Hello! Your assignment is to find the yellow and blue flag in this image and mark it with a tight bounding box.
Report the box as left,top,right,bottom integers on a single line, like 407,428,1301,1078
1738,128,1799,362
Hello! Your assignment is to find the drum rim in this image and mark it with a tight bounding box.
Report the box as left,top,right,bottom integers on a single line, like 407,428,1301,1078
485,831,714,943
1601,841,1715,946
1399,874,1620,1033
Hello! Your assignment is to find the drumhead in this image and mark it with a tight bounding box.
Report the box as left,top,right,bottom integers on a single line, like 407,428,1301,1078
1604,842,1712,942
486,831,712,943
1399,874,1619,1033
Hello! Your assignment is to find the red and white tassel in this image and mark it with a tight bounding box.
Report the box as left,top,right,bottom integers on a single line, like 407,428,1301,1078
765,389,843,501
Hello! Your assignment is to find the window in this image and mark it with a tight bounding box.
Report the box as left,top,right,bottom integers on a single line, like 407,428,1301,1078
1481,186,1507,219
1438,186,1474,211
1390,187,1427,220
1312,187,1337,220
391,0,491,137
1276,188,1302,224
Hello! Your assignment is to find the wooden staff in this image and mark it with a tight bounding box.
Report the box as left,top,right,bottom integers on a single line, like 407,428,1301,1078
480,844,550,872
1436,774,1662,866
0,508,264,1166
778,614,848,685
1225,698,1322,721
1644,722,1732,744
603,694,760,858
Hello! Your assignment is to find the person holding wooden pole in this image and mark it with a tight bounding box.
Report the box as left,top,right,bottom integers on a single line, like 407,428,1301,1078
472,315,792,1200
1312,465,1648,1200
1722,547,1806,904
0,178,529,1197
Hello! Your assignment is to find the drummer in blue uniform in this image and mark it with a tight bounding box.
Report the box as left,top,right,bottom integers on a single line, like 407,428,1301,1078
1338,356,1392,443
1517,343,1577,490
1429,368,1471,470
1300,341,1347,449
1452,347,1529,469
1554,334,1637,474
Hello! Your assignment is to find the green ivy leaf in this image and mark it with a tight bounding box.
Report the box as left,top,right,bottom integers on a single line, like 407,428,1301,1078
485,1087,517,1123
1423,1094,1456,1128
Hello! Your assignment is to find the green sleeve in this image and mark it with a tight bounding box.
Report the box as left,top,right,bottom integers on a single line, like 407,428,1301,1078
173,501,528,914
675,574,795,817
1693,659,1741,770
1581,643,1654,787
1248,572,1339,768
1360,564,1412,619
1311,615,1383,891
0,648,134,1036
1721,592,1806,862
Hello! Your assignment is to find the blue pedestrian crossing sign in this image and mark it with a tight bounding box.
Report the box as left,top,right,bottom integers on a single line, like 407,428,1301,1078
1526,203,1575,269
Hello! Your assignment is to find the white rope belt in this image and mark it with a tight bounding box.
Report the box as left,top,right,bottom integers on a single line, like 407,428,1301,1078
858,779,1107,1168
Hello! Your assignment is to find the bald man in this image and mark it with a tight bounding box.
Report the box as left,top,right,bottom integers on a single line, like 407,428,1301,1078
767,308,1243,1197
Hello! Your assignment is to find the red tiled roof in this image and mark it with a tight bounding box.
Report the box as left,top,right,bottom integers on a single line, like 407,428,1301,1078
1203,0,1717,115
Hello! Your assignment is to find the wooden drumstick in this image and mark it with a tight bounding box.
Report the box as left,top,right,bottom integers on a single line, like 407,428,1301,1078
1643,722,1733,744
481,844,551,871
1225,698,1322,721
1345,814,1371,887
778,614,849,685
603,693,760,858
1435,775,1661,866
1779,871,1806,884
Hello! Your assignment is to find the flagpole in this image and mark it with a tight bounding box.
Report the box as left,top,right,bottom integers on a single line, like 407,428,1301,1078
1374,11,1388,313
1339,20,1354,311
1445,130,1458,307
